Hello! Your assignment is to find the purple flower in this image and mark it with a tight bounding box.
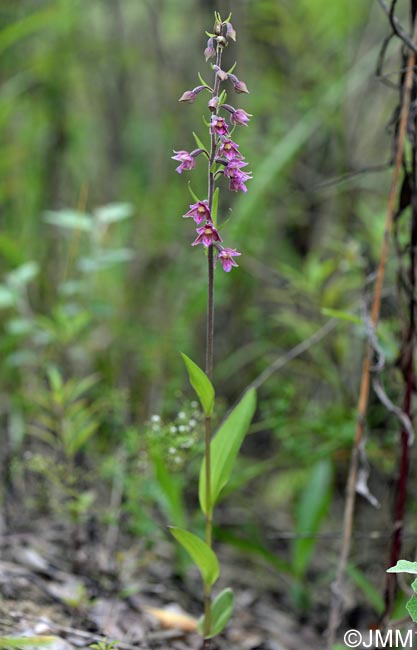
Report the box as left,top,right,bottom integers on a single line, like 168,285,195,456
210,115,229,136
204,37,216,61
183,200,211,225
225,161,252,193
230,108,252,126
224,159,249,178
218,138,242,161
172,150,196,174
229,177,249,192
229,74,250,94
216,248,241,272
192,222,223,247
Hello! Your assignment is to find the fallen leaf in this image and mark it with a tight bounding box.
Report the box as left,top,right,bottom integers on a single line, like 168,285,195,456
145,606,197,632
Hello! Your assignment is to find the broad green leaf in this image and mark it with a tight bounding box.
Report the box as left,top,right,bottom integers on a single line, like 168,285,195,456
188,182,201,204
407,595,417,622
412,578,417,593
197,588,234,638
181,353,215,417
152,451,186,529
320,307,361,325
292,459,333,578
193,131,208,152
211,187,219,226
199,388,257,515
169,527,219,587
94,203,133,224
387,560,417,574
43,210,92,232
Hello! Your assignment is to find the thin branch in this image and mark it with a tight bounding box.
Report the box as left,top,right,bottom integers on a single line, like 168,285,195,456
377,0,417,56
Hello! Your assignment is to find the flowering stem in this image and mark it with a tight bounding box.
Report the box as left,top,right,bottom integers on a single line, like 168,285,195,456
202,43,223,644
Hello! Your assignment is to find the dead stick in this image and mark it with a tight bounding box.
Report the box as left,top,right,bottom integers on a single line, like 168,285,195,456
326,19,417,649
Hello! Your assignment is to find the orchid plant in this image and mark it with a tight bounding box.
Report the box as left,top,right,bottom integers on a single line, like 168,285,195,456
169,12,257,646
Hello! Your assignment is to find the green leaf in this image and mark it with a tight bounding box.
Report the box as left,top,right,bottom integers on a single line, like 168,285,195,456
406,595,417,622
181,354,215,416
387,560,417,574
346,564,384,614
169,527,219,588
188,182,201,204
211,188,219,226
218,89,227,107
292,459,333,578
197,588,234,638
94,202,133,224
320,307,361,325
197,72,211,89
43,210,92,231
7,262,38,288
199,389,257,515
0,286,16,308
193,131,208,153
152,451,186,529
227,62,237,75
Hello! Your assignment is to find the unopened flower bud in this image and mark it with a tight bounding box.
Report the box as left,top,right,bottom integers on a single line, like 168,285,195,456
229,74,250,94
214,19,222,35
208,96,219,112
226,22,236,41
233,80,249,94
204,37,216,61
213,65,228,82
178,85,207,103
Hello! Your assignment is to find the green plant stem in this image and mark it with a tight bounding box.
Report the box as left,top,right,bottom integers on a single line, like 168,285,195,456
202,42,223,645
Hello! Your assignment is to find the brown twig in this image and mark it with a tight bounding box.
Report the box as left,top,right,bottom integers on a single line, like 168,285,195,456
326,18,417,649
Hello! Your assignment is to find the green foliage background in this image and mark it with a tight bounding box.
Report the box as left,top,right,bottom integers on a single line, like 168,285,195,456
0,0,410,618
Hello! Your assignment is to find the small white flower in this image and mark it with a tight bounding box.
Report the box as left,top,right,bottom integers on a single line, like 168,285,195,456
191,401,198,408
178,425,189,433
151,414,161,423
177,411,186,419
169,447,177,455
189,418,197,427
170,425,178,434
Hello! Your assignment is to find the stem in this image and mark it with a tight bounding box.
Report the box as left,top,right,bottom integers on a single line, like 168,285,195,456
326,20,417,648
203,43,223,645
382,66,417,621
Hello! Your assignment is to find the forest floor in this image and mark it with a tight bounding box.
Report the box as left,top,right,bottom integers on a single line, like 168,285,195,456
0,518,324,650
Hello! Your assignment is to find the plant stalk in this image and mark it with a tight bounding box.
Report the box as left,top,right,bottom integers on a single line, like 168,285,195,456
202,42,223,645
382,63,417,621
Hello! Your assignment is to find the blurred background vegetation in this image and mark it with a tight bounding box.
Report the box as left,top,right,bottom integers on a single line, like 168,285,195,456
0,0,413,627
